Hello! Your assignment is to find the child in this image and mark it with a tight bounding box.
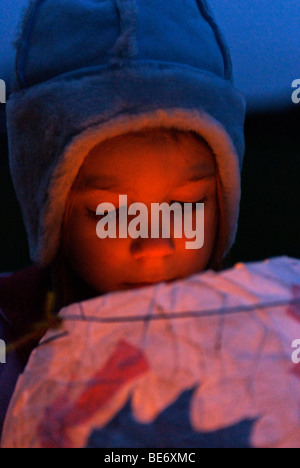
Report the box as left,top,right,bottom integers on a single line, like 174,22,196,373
0,0,246,437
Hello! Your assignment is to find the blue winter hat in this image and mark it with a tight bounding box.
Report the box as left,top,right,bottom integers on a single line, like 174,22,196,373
7,0,246,267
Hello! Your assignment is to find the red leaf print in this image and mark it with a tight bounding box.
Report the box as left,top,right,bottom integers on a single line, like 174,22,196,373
38,340,149,448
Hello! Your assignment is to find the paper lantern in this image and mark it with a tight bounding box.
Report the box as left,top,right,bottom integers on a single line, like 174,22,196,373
2,256,300,448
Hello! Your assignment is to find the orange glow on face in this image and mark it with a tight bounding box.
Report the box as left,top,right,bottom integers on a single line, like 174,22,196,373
62,130,218,294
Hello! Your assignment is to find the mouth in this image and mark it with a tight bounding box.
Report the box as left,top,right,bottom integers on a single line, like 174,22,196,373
123,282,155,290
123,278,175,290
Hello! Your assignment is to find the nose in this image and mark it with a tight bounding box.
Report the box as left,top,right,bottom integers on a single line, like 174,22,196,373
130,236,175,260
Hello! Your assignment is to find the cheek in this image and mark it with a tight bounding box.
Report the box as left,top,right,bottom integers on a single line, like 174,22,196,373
202,198,218,264
63,207,129,288
204,199,218,241
170,199,218,273
180,198,217,247
66,209,98,255
63,204,105,271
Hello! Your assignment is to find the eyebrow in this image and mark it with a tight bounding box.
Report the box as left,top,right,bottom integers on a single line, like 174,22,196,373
183,170,215,184
179,164,216,186
81,175,122,191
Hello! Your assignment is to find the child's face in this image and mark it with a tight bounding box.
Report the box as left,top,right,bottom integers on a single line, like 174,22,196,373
62,131,218,294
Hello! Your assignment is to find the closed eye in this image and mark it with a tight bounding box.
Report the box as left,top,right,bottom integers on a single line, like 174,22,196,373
86,207,120,221
170,198,207,208
87,198,207,221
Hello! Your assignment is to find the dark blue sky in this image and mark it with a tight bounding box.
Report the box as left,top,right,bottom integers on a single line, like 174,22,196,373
0,0,299,111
